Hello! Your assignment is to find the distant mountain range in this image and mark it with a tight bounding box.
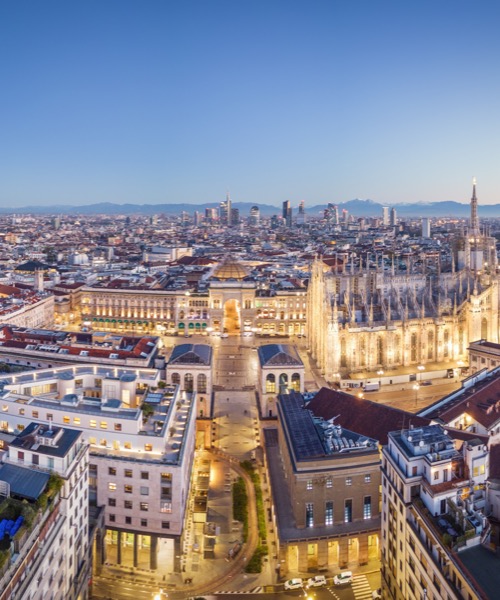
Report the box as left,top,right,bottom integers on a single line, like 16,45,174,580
1,198,500,218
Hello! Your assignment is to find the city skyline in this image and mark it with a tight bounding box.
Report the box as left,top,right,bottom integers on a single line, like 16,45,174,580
1,1,500,207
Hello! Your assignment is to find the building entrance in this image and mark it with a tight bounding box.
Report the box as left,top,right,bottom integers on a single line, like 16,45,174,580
223,299,240,334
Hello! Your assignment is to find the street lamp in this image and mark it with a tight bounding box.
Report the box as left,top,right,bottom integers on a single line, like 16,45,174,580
417,364,425,382
377,369,384,388
413,383,420,407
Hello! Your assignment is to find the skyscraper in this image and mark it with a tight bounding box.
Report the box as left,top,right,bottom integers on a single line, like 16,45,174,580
249,205,260,226
390,207,397,226
382,206,390,225
220,192,232,226
421,217,431,238
282,200,292,227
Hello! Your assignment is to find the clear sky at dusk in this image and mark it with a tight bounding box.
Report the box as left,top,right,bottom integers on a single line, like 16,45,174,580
1,0,500,207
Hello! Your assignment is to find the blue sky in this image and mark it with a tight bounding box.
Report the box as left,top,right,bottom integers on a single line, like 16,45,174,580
1,0,500,207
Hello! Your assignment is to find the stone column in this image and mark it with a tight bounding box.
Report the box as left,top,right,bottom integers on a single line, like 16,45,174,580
117,531,122,565
298,542,309,573
358,533,369,565
338,537,349,569
317,539,328,570
150,535,158,570
133,534,139,568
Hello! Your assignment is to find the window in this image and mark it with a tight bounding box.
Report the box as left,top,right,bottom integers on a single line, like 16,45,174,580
17,451,24,462
63,415,70,423
124,442,132,450
32,454,39,466
114,423,122,431
19,408,25,416
144,443,153,452
141,472,149,480
306,480,313,490
108,467,116,476
325,501,333,526
141,519,148,527
140,502,149,511
306,503,314,527
100,421,108,429
109,514,116,523
124,485,133,494
434,471,439,480
124,469,133,478
32,411,39,418
326,477,333,488
344,499,352,523
108,483,116,491
90,420,96,428
108,498,116,507
160,501,172,513
124,500,133,509
364,474,371,483
161,521,170,530
73,417,80,425
364,496,372,519
140,487,149,496
345,477,352,486
125,516,132,525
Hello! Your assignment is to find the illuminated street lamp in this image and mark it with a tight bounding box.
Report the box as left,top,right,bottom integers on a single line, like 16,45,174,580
417,364,425,382
153,590,168,600
413,383,420,407
377,369,384,388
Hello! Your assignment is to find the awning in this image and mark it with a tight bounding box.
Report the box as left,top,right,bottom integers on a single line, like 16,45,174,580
178,323,185,329
188,323,194,329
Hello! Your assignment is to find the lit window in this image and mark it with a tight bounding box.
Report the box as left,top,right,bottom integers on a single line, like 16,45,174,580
140,502,149,511
124,469,133,478
63,416,70,424
345,477,352,486
306,480,313,490
160,501,172,513
90,420,97,428
364,496,372,519
124,442,132,450
73,417,80,425
306,503,314,527
365,474,371,483
124,500,133,509
89,437,96,445
326,477,333,488
124,485,133,494
108,483,116,491
100,421,108,430
19,408,25,416
144,444,153,452
434,471,439,480
2,406,8,412
32,411,39,418
108,467,116,476
114,423,122,431
325,501,333,526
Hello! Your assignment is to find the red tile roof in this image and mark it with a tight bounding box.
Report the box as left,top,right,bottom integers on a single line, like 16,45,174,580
306,387,431,445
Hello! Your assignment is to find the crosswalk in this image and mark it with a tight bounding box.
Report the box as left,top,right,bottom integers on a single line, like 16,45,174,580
351,574,373,599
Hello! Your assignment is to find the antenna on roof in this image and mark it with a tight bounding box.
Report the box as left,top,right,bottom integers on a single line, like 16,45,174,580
48,417,52,432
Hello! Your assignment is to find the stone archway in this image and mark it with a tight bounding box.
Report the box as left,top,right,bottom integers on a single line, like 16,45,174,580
223,299,241,333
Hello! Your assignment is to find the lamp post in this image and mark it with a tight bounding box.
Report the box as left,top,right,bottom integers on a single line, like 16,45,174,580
417,364,425,382
377,369,384,389
413,383,420,408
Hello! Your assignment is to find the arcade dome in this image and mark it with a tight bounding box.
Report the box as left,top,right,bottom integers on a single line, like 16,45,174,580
212,261,249,281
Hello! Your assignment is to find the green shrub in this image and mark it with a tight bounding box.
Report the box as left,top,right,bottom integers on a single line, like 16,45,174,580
245,545,269,573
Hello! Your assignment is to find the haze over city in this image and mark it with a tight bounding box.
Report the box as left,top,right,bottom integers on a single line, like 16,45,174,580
1,0,500,207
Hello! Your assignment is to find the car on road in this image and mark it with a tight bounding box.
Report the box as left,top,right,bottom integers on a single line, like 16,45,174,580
284,578,303,590
333,571,353,585
420,380,433,386
307,575,327,588
221,333,229,338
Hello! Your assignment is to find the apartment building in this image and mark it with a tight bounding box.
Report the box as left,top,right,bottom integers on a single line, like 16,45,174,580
0,423,90,600
0,364,196,574
381,424,493,600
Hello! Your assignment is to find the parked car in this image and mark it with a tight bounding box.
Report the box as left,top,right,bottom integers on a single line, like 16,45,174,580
221,333,229,338
284,578,303,590
420,380,433,386
333,571,353,585
307,575,327,588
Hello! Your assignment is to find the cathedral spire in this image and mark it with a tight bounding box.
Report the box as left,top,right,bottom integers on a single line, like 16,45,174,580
470,177,480,234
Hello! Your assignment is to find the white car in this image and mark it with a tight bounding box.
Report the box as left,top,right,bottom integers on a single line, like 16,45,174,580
307,575,327,588
284,578,303,590
333,571,353,585
221,333,229,338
